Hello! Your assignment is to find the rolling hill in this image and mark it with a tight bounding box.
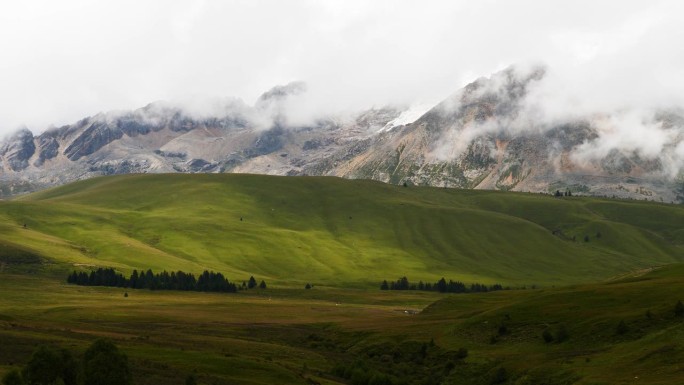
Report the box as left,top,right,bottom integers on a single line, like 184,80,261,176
1,173,682,287
1,174,684,384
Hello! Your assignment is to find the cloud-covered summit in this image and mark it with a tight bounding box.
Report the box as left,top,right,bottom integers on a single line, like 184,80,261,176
0,64,682,203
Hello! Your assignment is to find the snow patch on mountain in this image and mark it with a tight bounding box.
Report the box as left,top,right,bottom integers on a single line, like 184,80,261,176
380,103,433,132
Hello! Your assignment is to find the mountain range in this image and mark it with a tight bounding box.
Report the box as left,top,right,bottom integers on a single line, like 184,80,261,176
2,65,683,202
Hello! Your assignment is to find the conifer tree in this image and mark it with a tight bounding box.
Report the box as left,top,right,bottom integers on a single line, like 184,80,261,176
130,270,139,288
436,277,447,293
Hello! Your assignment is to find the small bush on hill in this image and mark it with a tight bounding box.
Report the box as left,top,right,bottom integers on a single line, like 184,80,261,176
23,345,78,385
498,324,509,336
616,320,629,335
555,324,569,343
84,339,132,385
455,348,468,360
5,340,131,385
675,300,684,317
490,367,508,384
2,369,24,385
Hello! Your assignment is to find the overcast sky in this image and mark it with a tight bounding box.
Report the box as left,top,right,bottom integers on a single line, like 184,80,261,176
1,0,683,134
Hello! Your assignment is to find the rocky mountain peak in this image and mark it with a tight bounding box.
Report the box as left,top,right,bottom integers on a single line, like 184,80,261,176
253,81,309,128
0,127,36,171
1,67,682,203
256,81,307,107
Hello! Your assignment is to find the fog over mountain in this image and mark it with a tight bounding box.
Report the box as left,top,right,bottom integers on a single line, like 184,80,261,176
1,1,683,200
1,65,683,203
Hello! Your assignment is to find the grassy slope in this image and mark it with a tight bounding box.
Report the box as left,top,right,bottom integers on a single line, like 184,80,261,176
0,264,682,384
420,264,684,385
1,173,682,287
0,174,683,384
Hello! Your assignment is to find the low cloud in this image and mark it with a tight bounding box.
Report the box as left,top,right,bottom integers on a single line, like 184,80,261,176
429,63,684,179
1,0,683,180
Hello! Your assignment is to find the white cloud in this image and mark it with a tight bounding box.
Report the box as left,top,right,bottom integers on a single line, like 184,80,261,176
0,0,683,140
571,112,670,160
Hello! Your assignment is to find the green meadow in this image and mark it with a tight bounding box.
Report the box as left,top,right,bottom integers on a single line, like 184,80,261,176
0,174,683,384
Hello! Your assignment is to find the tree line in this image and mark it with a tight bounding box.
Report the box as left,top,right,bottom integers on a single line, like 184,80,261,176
66,268,267,293
380,276,505,293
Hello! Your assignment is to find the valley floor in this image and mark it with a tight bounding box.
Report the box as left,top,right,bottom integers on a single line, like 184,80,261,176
1,267,684,385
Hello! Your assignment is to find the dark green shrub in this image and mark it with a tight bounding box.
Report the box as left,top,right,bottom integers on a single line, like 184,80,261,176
498,324,509,336
22,345,78,385
675,300,684,317
616,320,628,335
2,369,24,385
455,347,468,360
490,367,507,384
555,324,569,342
83,339,131,385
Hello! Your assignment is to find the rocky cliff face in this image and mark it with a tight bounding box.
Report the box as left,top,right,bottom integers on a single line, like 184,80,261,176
1,127,36,171
323,66,683,202
1,71,683,202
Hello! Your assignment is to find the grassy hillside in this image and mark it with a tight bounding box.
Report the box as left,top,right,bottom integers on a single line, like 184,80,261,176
1,173,682,287
1,174,683,384
0,263,682,384
418,263,684,385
